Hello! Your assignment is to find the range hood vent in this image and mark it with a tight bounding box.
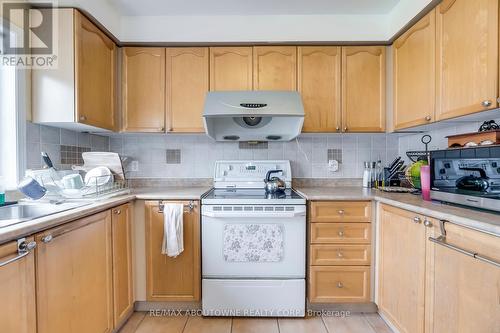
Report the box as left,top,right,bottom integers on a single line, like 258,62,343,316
202,91,304,142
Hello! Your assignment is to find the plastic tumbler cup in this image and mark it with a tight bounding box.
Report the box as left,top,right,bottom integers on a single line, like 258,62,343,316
420,165,431,201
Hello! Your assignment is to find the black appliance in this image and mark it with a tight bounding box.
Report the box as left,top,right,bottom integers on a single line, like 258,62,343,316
430,145,500,212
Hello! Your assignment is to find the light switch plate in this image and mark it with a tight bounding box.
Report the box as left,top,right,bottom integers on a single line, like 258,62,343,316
328,159,339,172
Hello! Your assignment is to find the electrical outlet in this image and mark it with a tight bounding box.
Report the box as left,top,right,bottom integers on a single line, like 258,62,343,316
328,159,339,172
130,160,139,172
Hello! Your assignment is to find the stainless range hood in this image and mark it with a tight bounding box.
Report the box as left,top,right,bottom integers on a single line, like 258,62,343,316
202,91,304,142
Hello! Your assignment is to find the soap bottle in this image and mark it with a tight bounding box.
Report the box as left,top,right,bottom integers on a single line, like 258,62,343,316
0,176,5,205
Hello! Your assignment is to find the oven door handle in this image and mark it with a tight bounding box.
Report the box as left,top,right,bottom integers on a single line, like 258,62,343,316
201,211,306,218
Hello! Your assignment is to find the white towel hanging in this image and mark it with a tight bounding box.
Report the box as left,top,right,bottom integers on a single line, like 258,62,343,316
161,203,184,257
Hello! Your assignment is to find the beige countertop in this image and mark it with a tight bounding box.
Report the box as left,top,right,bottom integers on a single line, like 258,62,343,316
1,185,498,244
295,187,500,236
0,187,210,245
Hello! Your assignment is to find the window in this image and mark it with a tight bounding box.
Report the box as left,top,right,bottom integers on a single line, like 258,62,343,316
0,25,27,190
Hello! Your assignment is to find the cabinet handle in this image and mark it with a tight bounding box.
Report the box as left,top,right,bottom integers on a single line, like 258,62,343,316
337,251,344,258
159,127,165,132
481,100,492,107
335,127,340,132
0,239,36,268
338,209,345,215
423,219,433,227
425,116,431,121
338,230,344,237
413,216,422,224
336,282,344,288
79,115,87,121
41,235,53,243
343,127,348,132
113,209,121,215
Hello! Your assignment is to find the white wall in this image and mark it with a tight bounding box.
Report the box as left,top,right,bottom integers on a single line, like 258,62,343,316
60,0,434,42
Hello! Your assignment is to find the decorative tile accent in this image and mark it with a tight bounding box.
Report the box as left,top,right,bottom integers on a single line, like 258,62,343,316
239,142,268,149
60,145,90,165
327,148,343,163
166,149,181,164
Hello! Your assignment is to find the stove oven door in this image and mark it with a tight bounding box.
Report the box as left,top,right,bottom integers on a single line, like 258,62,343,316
201,205,306,278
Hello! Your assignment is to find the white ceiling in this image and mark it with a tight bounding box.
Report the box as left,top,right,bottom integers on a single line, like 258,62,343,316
109,0,401,16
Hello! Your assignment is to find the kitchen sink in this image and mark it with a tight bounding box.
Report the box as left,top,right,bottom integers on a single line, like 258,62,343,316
0,201,91,228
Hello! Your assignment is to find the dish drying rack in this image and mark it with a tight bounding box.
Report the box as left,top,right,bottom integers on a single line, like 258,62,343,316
32,172,130,200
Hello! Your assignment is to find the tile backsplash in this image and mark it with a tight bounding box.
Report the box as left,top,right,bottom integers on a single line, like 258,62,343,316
108,133,399,179
26,122,110,170
26,117,499,180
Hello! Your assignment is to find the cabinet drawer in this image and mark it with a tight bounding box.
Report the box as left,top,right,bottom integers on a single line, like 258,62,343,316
310,244,371,265
310,223,371,244
309,201,371,222
309,266,370,303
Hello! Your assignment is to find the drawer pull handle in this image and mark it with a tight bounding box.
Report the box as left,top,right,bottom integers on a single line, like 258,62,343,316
41,235,53,243
113,209,121,215
423,219,432,227
413,216,421,223
338,209,345,215
336,282,344,288
337,252,344,258
481,100,492,107
338,230,344,237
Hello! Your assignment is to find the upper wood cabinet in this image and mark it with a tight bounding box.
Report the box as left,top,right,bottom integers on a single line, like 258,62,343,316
393,10,436,130
210,47,253,90
122,47,166,132
253,46,297,90
298,46,342,132
426,222,500,333
32,9,117,132
111,204,134,328
166,48,209,133
0,238,36,333
36,211,113,333
74,11,117,130
342,46,386,132
145,201,201,301
378,204,427,333
436,0,499,120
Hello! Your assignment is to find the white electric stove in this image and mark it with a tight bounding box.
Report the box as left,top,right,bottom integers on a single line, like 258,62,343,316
201,160,306,317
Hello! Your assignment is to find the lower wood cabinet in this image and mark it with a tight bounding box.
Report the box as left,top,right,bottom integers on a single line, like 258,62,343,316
111,203,134,327
0,237,37,333
145,201,200,301
36,211,114,333
426,222,500,333
308,201,372,304
378,204,428,333
378,203,500,333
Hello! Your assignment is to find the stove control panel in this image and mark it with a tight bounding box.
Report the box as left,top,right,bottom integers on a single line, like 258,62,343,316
213,160,292,188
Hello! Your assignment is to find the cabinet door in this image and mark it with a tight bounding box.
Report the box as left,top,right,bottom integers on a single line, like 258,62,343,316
145,201,200,301
0,238,36,333
253,46,297,90
111,204,133,327
378,204,426,333
393,10,436,130
426,223,500,333
209,47,253,90
342,46,385,132
36,211,113,333
74,10,117,131
436,0,498,120
122,47,165,132
298,46,341,132
166,48,209,133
